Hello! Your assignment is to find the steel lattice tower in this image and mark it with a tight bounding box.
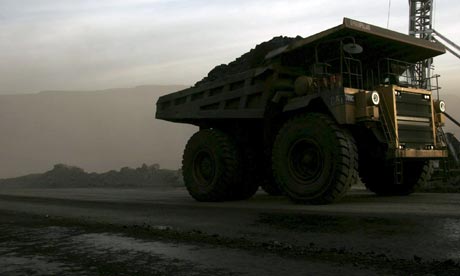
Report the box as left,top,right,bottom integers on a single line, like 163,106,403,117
409,0,434,88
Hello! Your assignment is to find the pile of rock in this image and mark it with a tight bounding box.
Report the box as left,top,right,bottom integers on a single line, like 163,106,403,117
0,163,183,188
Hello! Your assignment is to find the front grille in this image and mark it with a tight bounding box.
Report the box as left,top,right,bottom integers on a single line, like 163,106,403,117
395,91,434,148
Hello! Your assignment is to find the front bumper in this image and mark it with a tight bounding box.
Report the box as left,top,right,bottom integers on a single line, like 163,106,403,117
393,149,448,159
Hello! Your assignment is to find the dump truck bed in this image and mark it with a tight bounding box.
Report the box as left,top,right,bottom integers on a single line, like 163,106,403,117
156,68,271,124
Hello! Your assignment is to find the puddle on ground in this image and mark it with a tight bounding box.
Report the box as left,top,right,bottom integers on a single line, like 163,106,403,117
72,232,262,272
70,232,353,276
440,218,460,259
72,232,186,257
442,219,460,240
0,255,73,276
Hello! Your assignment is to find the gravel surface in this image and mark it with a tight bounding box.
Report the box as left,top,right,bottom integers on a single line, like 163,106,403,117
1,187,460,275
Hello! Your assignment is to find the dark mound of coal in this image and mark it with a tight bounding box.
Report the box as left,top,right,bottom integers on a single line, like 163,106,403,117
195,35,302,86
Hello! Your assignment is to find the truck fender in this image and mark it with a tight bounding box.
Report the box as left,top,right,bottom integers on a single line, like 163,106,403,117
281,94,322,112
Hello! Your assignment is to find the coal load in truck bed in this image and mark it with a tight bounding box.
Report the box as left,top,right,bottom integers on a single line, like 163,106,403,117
195,35,303,86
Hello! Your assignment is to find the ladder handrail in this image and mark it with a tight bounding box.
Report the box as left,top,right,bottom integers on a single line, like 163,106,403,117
379,91,398,146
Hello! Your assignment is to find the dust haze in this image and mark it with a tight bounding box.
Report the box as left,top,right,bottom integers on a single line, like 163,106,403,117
0,85,196,178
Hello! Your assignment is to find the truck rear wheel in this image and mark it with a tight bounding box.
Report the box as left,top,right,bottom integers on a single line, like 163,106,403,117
272,113,358,204
182,129,240,202
363,160,428,196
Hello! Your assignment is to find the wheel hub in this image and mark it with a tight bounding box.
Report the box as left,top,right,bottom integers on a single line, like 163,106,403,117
288,139,323,183
193,150,216,185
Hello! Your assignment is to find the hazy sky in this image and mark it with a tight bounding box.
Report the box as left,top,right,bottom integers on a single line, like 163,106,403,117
0,0,459,94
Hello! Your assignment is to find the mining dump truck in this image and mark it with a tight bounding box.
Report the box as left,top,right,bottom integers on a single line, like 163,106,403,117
156,18,448,204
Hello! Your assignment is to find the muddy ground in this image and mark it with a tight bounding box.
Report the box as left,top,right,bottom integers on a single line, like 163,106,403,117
0,211,383,276
0,187,460,275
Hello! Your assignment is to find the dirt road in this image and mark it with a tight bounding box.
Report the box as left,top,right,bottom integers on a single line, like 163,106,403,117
0,187,459,275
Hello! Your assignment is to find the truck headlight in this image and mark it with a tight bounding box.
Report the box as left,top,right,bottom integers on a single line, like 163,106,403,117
435,100,446,113
439,100,446,113
371,91,380,105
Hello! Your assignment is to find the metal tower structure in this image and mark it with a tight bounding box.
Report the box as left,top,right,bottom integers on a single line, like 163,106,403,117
408,0,434,89
409,0,460,89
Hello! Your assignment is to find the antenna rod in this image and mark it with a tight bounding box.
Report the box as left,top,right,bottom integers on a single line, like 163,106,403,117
387,0,391,28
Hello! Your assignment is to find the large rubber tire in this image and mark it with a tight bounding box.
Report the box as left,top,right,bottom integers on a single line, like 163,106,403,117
363,160,428,196
182,129,240,202
272,113,358,204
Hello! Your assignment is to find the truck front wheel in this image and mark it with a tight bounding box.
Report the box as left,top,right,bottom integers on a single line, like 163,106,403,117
182,129,240,202
363,160,429,195
272,113,358,204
